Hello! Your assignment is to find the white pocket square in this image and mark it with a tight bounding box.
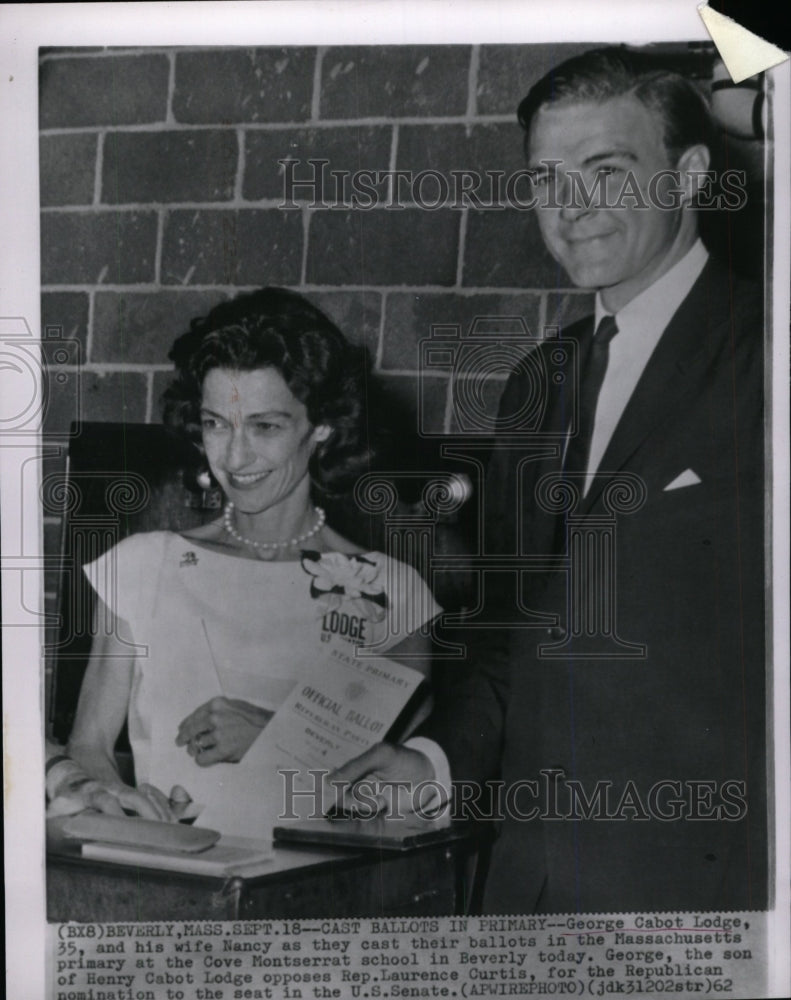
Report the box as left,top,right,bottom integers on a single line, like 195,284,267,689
663,469,702,491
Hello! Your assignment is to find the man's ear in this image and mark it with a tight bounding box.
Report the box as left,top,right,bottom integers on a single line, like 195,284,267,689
676,144,711,204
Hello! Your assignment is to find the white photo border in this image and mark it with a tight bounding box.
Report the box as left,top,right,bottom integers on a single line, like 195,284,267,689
2,3,788,998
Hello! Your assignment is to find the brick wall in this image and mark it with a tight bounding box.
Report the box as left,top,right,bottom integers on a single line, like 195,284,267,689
39,43,603,444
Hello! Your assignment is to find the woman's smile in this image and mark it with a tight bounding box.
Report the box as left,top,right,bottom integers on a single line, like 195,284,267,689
226,470,272,488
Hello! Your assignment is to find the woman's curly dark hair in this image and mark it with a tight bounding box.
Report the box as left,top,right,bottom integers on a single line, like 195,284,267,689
162,287,373,496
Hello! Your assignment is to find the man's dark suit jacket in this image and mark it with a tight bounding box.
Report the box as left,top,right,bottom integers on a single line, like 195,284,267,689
424,258,767,914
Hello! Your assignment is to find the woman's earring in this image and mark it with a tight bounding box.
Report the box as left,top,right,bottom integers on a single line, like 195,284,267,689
196,468,212,490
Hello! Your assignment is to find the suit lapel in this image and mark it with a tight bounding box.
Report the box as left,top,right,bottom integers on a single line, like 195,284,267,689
538,320,594,468
526,324,594,552
580,259,730,515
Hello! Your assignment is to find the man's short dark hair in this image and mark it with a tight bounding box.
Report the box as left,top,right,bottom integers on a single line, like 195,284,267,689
517,46,715,163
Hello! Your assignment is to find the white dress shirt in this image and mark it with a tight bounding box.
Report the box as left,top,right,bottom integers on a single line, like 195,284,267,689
410,239,711,802
583,239,709,493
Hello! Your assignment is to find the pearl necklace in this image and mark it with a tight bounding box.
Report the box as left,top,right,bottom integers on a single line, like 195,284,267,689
223,501,326,552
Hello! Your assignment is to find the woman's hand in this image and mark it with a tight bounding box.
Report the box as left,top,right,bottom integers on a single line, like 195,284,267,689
176,697,273,766
132,783,177,821
47,772,176,822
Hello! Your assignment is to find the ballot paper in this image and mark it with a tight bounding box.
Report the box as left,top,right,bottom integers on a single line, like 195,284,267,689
257,647,425,769
193,650,425,838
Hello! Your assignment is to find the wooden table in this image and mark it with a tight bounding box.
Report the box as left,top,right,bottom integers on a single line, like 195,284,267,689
47,828,478,922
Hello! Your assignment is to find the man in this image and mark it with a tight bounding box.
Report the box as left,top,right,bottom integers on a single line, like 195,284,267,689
335,48,766,914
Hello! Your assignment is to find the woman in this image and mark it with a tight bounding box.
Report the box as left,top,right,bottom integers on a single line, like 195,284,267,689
67,288,440,833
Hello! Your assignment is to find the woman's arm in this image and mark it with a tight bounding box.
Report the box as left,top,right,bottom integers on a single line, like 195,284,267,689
66,598,135,789
67,599,174,821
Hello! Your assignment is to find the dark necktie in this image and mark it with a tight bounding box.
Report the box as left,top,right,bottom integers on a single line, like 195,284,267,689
563,314,619,476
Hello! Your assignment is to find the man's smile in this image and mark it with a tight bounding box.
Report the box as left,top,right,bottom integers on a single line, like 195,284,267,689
564,230,617,246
